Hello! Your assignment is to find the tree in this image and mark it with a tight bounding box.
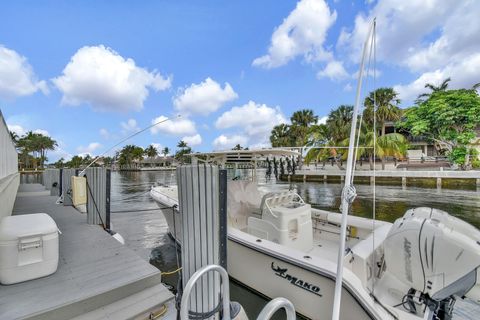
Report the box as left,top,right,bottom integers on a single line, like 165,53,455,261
9,131,18,144
177,140,187,149
68,155,84,168
15,131,56,169
290,109,318,147
270,124,292,147
364,88,402,135
161,147,169,157
399,88,480,168
326,105,353,143
416,77,451,103
353,131,409,170
118,145,144,167
175,141,192,164
145,145,158,158
54,157,65,168
36,134,57,168
232,144,243,150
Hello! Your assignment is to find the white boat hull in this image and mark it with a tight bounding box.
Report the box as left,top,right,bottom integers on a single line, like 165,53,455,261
151,193,398,320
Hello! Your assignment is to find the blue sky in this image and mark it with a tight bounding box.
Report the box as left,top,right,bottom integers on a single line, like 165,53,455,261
1,0,479,161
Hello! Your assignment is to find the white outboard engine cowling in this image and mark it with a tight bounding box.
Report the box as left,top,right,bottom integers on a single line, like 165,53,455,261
383,207,480,319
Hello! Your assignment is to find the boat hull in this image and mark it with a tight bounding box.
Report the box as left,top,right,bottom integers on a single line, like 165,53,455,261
152,195,390,320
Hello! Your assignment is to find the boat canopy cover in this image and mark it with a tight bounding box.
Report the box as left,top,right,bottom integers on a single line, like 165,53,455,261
189,148,300,165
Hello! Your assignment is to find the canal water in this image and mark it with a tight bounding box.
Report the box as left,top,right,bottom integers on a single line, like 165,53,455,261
110,170,480,319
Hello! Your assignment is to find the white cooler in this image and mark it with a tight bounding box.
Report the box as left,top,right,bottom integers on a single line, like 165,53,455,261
0,213,59,285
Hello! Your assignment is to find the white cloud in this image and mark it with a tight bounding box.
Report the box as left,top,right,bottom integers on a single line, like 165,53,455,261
343,83,353,92
77,142,102,156
120,118,139,133
50,147,72,162
33,129,50,136
150,143,162,152
0,45,48,99
173,78,238,115
215,100,287,146
317,116,328,125
150,115,196,136
99,128,110,139
338,1,480,102
182,134,202,146
394,53,480,101
252,0,337,68
213,134,248,150
53,45,171,112
337,1,457,64
317,60,349,81
7,124,50,137
7,124,26,136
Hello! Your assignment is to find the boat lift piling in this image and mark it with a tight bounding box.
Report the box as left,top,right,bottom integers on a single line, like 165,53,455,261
176,164,297,320
41,167,112,229
177,164,228,317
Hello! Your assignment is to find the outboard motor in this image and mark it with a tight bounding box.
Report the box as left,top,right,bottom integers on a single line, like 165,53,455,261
383,207,480,319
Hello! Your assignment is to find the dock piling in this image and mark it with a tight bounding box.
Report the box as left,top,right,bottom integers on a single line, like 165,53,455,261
62,168,76,206
177,164,227,316
85,167,109,226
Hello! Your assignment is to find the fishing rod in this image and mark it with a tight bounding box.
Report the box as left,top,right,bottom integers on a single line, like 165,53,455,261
79,115,181,176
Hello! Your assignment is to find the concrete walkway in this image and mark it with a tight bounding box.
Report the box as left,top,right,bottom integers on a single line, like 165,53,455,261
0,184,173,320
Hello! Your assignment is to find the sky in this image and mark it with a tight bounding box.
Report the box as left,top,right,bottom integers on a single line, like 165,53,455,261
1,0,479,162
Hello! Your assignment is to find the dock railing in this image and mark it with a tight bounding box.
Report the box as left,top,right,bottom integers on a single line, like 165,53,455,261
0,110,19,219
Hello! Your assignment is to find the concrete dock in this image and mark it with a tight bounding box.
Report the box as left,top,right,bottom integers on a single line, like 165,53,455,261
0,184,174,320
285,168,480,189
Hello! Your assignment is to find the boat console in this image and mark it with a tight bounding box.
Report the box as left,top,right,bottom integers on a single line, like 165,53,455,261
247,191,313,251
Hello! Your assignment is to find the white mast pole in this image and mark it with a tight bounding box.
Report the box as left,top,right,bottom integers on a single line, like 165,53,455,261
331,19,375,320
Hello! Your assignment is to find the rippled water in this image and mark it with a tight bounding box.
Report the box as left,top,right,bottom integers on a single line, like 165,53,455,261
110,170,480,319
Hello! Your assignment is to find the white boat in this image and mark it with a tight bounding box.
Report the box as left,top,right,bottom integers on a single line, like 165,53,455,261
150,149,480,320
151,21,480,319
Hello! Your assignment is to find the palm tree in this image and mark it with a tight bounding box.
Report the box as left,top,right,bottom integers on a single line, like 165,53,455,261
162,147,169,157
270,124,292,147
145,145,158,158
36,134,57,168
341,127,409,170
417,77,451,102
426,77,451,92
364,88,402,135
291,109,318,128
175,141,191,164
177,140,187,149
290,109,318,147
144,145,158,167
9,131,18,144
326,105,353,143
